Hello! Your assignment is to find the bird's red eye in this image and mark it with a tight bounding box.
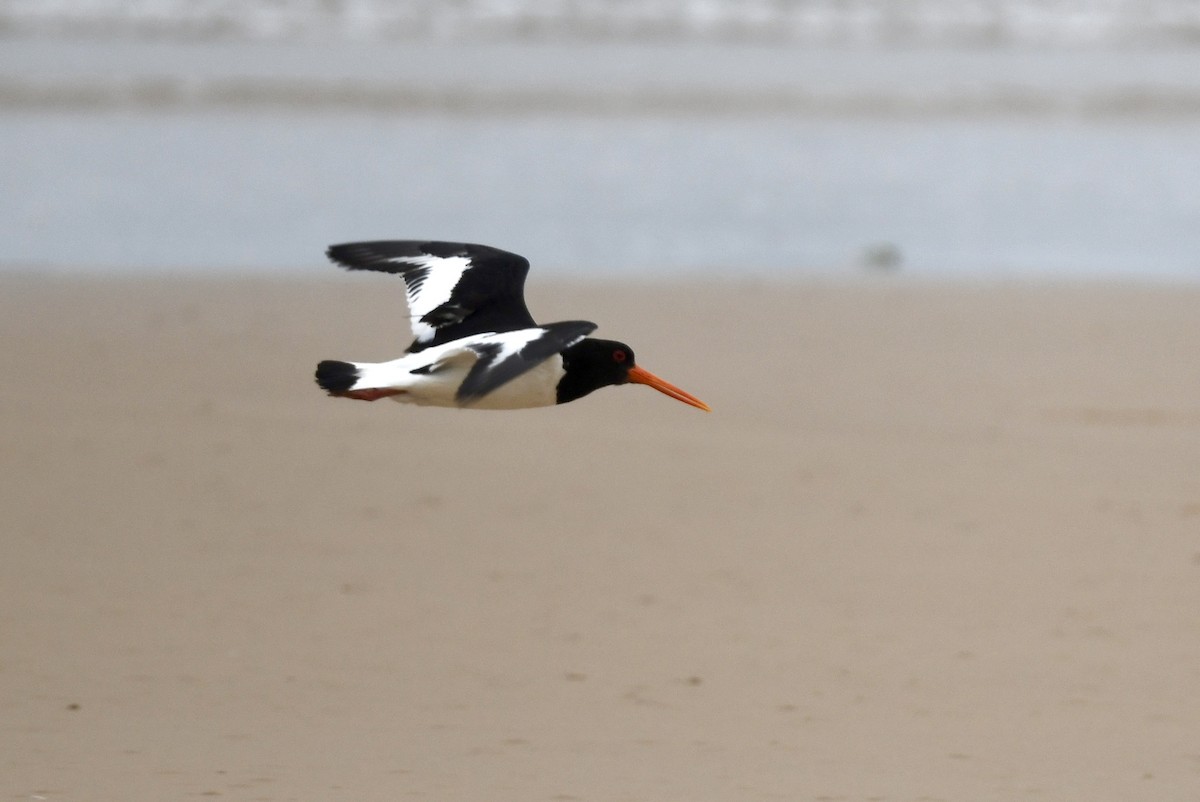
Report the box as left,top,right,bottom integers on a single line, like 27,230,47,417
613,349,627,363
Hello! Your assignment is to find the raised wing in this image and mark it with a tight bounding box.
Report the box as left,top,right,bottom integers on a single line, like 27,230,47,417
326,240,538,352
457,321,596,403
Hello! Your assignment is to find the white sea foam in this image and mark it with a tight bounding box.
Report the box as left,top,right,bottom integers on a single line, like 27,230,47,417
3,0,1200,47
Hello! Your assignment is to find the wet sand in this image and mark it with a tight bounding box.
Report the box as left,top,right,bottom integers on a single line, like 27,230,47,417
3,274,1199,800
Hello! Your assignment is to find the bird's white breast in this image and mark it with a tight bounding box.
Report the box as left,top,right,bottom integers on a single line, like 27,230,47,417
382,350,565,410
457,355,565,409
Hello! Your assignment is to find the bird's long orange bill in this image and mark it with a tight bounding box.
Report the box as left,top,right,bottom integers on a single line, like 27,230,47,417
627,365,712,412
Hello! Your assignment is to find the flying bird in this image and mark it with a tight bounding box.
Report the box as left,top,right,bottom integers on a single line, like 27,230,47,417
314,241,710,412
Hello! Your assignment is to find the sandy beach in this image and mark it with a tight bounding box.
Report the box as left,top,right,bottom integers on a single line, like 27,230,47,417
3,273,1199,801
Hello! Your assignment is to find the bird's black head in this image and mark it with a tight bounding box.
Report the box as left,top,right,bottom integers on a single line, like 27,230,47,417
557,338,637,404
556,337,711,411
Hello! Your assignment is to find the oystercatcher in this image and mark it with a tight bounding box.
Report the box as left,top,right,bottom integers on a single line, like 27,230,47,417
314,240,710,412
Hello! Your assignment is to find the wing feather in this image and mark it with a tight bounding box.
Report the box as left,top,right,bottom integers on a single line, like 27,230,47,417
326,240,537,351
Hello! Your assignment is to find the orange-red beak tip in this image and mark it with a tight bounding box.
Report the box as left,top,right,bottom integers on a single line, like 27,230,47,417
628,365,712,413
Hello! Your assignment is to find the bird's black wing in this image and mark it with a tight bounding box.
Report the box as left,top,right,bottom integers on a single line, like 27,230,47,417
457,321,597,403
326,240,538,352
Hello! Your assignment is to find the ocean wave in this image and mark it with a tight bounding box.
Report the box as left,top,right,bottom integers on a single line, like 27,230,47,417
4,0,1200,47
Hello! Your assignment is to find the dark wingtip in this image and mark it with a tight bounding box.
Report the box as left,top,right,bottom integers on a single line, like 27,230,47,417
315,360,359,394
326,242,381,271
326,241,441,274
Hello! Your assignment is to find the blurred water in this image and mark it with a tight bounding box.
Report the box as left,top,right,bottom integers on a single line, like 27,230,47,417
3,34,1200,279
6,1,1200,47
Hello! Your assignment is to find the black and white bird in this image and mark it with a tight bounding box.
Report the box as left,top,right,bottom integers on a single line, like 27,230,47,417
314,240,711,412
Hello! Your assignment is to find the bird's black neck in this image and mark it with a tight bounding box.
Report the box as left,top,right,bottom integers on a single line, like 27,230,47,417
556,341,600,405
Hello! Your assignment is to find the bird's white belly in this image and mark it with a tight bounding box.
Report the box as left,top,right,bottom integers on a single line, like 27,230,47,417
394,354,565,410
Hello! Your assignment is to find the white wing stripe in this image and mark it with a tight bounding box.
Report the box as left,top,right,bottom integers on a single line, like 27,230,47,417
387,254,471,344
477,329,542,362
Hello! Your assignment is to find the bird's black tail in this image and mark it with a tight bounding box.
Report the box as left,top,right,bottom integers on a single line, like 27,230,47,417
315,360,360,395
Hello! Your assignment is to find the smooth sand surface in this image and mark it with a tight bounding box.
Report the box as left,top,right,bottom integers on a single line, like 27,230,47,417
3,273,1199,801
